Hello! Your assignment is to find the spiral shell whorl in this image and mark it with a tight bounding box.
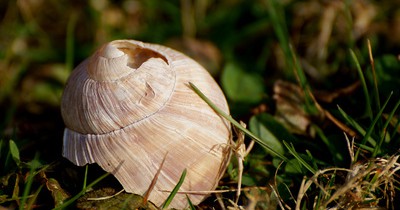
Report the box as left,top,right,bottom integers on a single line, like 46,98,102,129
88,43,130,81
102,43,124,58
61,40,176,134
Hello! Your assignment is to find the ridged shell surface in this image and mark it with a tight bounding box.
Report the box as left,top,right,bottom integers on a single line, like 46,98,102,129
61,40,231,208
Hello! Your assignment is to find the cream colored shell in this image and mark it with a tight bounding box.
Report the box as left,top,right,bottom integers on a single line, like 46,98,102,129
61,40,231,208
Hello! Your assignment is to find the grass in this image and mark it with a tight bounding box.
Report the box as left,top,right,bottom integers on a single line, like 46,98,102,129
1,0,400,209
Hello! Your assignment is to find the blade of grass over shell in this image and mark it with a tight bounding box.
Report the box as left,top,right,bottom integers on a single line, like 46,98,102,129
372,95,399,157
162,168,187,209
349,49,373,121
186,195,195,210
189,82,288,162
283,141,316,174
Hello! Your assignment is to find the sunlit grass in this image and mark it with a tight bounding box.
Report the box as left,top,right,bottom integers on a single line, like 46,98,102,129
0,0,399,209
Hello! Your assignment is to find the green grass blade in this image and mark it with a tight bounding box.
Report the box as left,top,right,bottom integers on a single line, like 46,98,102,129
266,0,317,115
20,153,40,210
312,124,343,163
266,0,290,63
27,185,43,209
162,168,187,209
349,49,372,120
83,165,89,190
356,92,393,160
306,150,318,171
372,94,399,157
189,82,289,162
283,141,316,174
9,140,21,167
337,105,377,146
186,195,196,210
290,47,319,116
53,172,110,210
390,115,400,140
315,190,324,209
368,40,381,115
355,144,374,153
121,193,136,210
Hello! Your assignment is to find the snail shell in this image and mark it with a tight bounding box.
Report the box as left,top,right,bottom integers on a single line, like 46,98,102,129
61,40,231,208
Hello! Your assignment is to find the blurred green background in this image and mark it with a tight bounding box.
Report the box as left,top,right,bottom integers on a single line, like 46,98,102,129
1,0,399,209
